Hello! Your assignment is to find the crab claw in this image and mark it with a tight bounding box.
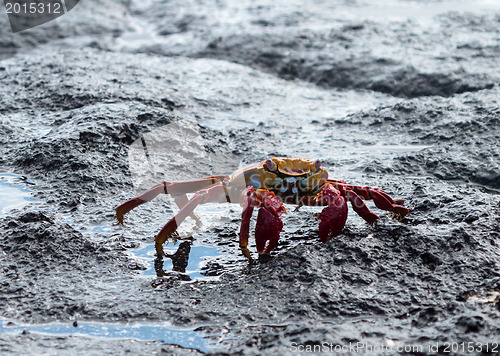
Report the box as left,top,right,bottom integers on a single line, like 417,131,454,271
317,185,348,242
317,199,348,242
255,206,283,254
254,191,286,254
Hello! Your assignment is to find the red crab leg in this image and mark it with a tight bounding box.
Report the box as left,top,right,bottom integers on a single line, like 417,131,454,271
367,189,409,220
347,190,379,224
316,184,348,242
327,181,408,218
115,175,227,225
155,184,229,255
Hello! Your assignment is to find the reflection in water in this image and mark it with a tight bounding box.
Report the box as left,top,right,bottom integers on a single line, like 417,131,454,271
133,240,222,281
155,241,192,278
165,241,191,273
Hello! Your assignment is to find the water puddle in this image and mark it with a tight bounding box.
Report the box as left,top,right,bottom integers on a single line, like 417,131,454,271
0,319,209,352
131,239,223,280
0,173,36,217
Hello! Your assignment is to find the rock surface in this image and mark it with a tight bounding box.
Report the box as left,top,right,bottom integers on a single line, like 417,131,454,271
0,0,499,354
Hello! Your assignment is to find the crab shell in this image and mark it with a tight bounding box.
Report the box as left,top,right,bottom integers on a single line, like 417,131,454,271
227,158,328,204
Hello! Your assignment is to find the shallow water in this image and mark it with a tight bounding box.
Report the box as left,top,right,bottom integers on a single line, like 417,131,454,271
0,319,209,352
132,240,222,279
0,173,36,217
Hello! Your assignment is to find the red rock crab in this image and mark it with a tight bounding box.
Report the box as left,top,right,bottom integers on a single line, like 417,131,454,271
116,158,409,259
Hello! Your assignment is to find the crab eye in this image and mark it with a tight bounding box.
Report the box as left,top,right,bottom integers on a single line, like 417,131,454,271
265,159,277,171
313,160,321,170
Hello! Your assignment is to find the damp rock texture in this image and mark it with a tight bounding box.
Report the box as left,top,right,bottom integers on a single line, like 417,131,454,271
0,0,499,355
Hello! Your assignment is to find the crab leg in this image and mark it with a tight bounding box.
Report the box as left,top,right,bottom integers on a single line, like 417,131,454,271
166,175,227,195
327,178,347,184
327,180,409,219
168,175,227,223
115,183,165,225
347,190,379,224
367,189,409,220
155,184,229,255
115,175,227,225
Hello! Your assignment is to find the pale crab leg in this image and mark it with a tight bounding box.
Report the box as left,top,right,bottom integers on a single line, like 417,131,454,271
115,175,227,225
173,195,201,225
165,175,227,195
155,184,229,256
327,178,347,184
169,175,228,223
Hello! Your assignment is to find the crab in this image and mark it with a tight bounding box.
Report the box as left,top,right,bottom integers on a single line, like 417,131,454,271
116,158,409,259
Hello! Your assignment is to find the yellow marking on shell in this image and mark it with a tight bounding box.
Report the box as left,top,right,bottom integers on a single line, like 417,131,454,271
273,158,313,176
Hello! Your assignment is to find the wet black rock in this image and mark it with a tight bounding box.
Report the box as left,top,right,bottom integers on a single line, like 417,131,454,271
331,89,500,189
200,35,495,98
0,211,127,321
0,0,132,60
456,315,485,333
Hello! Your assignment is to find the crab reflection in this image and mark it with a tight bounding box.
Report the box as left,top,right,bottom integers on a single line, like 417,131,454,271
152,240,222,280
154,241,192,278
